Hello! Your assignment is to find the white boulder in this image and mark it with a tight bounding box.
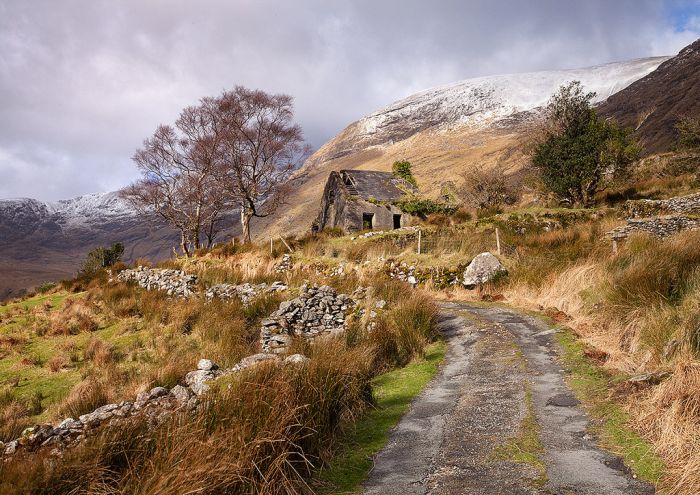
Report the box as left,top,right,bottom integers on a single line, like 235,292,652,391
463,252,507,288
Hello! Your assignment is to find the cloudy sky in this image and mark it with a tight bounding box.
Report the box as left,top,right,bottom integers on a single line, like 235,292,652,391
1,0,698,201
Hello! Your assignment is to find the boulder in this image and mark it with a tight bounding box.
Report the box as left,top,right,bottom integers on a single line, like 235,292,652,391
462,252,507,288
197,359,218,371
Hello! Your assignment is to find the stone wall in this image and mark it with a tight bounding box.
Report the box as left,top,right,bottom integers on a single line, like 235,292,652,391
1,352,308,459
606,215,700,240
116,267,198,297
205,281,287,305
622,192,700,218
260,284,356,353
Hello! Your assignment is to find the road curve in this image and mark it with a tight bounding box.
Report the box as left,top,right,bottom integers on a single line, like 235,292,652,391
362,302,654,495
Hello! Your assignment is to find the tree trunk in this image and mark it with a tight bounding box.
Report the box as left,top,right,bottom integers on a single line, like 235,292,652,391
180,230,191,257
241,207,253,243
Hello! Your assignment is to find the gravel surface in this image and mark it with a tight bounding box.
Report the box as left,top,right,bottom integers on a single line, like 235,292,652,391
363,302,655,495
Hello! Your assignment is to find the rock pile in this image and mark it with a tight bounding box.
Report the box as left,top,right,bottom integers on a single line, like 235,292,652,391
1,352,309,459
605,215,700,240
260,285,355,353
116,267,198,297
275,254,293,273
205,281,287,305
462,252,507,288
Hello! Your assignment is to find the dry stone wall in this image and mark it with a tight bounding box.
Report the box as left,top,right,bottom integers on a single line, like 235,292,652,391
623,192,700,218
260,285,356,353
116,267,198,297
205,281,287,305
606,215,700,240
1,352,308,459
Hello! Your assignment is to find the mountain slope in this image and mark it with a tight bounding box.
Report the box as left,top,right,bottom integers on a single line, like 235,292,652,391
257,57,668,238
0,193,240,300
599,39,700,153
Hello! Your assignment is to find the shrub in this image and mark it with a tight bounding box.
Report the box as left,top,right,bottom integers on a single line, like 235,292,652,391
675,115,700,151
459,167,518,209
394,198,457,217
77,242,125,278
530,81,638,206
392,159,418,187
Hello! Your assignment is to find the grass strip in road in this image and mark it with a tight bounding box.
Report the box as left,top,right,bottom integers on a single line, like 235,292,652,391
315,340,446,494
555,327,665,485
490,383,547,487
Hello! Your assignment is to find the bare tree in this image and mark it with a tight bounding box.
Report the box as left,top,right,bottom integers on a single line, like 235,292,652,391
459,167,517,209
121,98,228,256
217,87,309,242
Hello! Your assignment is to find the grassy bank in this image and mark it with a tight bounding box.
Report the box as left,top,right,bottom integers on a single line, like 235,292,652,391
554,326,665,485
315,341,446,493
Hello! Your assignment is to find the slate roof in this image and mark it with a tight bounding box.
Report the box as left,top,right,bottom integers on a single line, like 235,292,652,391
339,170,416,202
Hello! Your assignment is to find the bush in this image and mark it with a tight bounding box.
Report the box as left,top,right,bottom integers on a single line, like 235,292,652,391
392,159,417,187
77,242,125,278
675,115,700,151
394,198,457,217
531,81,638,206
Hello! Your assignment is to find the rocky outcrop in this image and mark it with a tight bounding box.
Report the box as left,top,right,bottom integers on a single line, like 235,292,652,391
605,215,700,240
205,281,287,305
462,252,507,288
260,285,355,353
116,267,198,297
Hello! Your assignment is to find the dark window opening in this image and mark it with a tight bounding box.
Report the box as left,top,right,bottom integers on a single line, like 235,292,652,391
362,213,374,230
393,214,402,229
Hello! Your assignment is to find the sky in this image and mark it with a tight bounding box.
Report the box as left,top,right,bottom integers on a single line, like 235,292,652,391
0,0,698,201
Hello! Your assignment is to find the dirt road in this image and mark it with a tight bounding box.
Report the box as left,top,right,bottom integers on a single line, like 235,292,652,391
362,302,654,495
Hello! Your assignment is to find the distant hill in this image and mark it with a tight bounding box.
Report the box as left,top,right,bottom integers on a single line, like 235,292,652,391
255,56,668,238
0,193,239,300
599,38,700,154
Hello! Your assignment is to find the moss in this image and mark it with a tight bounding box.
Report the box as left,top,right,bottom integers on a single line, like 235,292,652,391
554,326,665,484
315,341,446,493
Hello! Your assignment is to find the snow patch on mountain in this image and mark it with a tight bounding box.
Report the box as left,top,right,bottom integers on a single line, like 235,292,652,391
0,192,136,231
358,57,669,137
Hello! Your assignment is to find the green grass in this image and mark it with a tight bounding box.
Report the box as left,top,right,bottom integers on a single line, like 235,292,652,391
0,291,76,315
315,340,446,494
491,383,547,487
555,327,665,485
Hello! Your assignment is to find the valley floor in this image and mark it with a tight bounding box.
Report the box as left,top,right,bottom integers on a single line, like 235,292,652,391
363,303,654,495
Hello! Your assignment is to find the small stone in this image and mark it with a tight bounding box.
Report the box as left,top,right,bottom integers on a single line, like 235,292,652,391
197,359,218,371
284,354,310,365
170,385,194,403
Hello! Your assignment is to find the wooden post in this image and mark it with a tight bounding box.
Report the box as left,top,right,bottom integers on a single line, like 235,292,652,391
612,240,618,255
279,235,293,253
495,228,501,256
417,229,422,255
270,238,273,255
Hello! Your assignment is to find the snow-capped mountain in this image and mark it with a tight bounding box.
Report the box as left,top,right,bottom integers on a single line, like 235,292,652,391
307,57,668,168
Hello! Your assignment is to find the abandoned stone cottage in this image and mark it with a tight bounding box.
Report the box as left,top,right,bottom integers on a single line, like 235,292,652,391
313,170,416,233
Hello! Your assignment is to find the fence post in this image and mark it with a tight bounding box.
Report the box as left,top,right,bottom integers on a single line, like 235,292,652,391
270,238,273,255
495,228,501,256
417,229,422,255
279,235,293,253
612,239,618,255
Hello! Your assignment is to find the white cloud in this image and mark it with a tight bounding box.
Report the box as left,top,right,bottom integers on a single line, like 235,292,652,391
0,0,698,200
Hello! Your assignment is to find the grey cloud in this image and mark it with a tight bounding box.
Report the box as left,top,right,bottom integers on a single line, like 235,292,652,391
0,0,698,200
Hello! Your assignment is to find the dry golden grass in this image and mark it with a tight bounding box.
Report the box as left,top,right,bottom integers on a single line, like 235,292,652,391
503,227,700,493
